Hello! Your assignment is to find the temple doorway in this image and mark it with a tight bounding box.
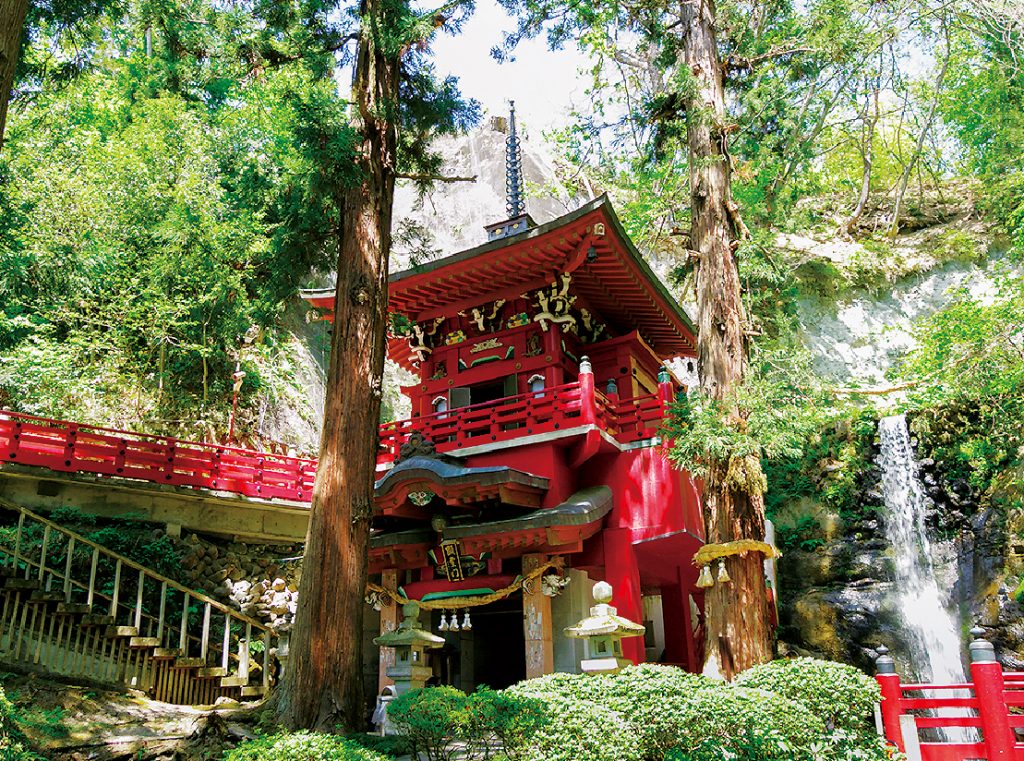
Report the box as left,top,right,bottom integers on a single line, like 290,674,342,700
429,595,526,691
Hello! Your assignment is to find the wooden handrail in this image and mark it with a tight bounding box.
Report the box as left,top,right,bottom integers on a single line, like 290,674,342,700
378,381,585,431
0,499,273,633
3,386,669,500
0,409,315,465
0,542,264,674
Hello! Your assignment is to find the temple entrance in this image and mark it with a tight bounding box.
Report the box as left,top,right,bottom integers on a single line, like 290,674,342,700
429,595,526,691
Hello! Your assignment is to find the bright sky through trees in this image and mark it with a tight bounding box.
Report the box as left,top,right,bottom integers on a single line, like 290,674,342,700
426,0,590,129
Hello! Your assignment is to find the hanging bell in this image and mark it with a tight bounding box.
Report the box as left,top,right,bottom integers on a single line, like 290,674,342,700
449,610,460,631
438,612,449,631
697,564,714,588
717,558,732,585
462,609,472,631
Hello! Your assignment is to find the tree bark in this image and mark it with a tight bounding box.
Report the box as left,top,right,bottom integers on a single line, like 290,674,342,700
0,0,29,152
275,0,400,732
681,0,772,680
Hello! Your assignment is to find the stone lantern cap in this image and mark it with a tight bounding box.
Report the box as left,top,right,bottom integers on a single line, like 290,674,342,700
374,602,446,649
564,582,646,639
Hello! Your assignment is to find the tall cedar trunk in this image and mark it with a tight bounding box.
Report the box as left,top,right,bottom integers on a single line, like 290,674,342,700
681,0,772,679
0,0,29,151
276,0,399,731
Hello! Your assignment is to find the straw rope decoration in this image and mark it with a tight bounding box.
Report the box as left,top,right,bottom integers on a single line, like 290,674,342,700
693,540,781,588
366,558,564,610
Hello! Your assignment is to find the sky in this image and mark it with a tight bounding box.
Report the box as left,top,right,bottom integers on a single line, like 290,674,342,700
428,1,593,133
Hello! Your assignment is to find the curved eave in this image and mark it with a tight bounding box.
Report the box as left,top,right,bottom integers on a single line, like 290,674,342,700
301,196,697,363
389,196,695,354
367,485,613,572
374,456,549,497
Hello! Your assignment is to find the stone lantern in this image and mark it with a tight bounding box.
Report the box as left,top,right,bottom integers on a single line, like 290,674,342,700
373,601,445,694
564,581,645,675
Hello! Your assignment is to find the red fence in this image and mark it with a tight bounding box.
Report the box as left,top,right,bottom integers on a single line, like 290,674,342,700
1,368,674,502
377,381,587,464
876,633,1024,760
0,410,317,502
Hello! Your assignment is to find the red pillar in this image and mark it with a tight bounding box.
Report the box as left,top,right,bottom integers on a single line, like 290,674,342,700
579,357,597,427
657,367,674,410
602,528,644,664
875,647,905,752
660,583,689,667
970,633,1016,760
657,367,675,447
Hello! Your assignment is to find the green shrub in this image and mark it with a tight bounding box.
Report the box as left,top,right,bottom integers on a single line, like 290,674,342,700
0,688,44,761
657,685,825,761
222,732,389,761
387,686,547,761
735,657,881,733
344,733,413,758
387,686,469,761
502,693,641,761
508,664,722,760
504,663,879,761
464,687,548,758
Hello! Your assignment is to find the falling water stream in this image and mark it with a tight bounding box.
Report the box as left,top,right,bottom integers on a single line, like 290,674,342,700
877,415,973,741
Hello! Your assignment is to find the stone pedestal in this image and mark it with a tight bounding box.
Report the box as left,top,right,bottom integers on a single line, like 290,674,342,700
565,581,646,675
373,601,445,694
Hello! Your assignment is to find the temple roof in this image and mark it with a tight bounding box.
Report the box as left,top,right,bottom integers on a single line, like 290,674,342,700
300,196,696,363
374,454,549,512
369,485,612,550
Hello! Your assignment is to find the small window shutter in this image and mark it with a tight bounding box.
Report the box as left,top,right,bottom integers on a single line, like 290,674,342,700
450,387,471,409
503,374,518,398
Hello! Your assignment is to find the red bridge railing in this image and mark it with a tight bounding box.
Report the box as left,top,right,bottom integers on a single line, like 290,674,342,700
1,360,677,502
0,410,317,502
876,630,1024,760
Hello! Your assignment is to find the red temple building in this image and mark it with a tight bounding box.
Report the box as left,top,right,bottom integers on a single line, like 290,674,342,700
301,111,708,692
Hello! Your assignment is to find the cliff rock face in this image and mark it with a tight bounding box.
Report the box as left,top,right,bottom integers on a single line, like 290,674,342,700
773,189,1022,671
392,117,580,262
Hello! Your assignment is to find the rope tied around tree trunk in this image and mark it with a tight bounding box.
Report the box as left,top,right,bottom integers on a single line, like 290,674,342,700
365,557,565,610
693,540,781,588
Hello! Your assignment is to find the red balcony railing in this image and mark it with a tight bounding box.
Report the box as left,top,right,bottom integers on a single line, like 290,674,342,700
378,382,587,465
1,362,676,503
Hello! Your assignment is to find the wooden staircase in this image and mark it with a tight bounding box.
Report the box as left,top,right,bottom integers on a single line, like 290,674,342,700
0,501,279,705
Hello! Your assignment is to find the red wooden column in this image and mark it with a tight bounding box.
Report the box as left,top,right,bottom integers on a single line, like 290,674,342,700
969,628,1016,760
874,646,906,752
522,554,554,678
602,529,645,664
659,581,693,670
657,367,674,410
578,357,597,427
378,568,400,692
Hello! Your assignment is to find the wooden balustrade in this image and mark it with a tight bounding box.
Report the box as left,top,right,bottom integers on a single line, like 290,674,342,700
377,382,588,464
0,410,316,502
0,500,277,704
2,380,672,502
875,638,1024,760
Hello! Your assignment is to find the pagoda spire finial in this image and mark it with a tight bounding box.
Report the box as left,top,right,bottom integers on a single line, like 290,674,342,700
505,101,526,219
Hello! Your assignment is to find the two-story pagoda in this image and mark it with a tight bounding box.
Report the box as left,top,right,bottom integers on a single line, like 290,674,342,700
302,111,706,693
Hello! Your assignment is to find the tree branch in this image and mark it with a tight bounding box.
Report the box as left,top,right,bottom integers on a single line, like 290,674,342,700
723,45,817,72
396,172,477,183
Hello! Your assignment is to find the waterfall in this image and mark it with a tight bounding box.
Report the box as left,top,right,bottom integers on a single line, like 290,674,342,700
878,414,975,742
878,414,967,685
